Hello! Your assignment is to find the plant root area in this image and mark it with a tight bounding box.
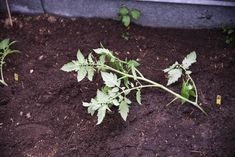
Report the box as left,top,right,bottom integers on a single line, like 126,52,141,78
0,14,235,157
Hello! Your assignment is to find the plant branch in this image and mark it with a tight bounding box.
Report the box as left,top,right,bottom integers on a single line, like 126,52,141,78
103,64,206,114
5,0,13,26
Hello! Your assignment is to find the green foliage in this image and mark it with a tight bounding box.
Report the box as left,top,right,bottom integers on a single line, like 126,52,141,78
62,48,205,124
61,50,95,82
223,27,234,44
118,6,141,27
163,51,198,104
0,39,19,86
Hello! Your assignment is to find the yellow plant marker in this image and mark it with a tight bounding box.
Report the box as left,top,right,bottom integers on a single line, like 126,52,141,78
14,73,19,81
216,95,222,106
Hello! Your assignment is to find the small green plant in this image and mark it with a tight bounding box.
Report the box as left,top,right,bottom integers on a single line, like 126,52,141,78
0,39,19,86
222,27,234,44
118,6,141,40
61,47,205,124
118,6,141,27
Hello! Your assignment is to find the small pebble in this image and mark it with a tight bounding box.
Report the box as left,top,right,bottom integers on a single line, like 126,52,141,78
14,73,19,81
38,55,44,60
47,16,57,23
26,113,31,119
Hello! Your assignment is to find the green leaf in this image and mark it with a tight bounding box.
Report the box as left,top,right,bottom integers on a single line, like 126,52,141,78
93,48,113,57
124,97,132,104
124,77,129,88
167,68,182,86
86,66,95,81
0,39,10,50
97,90,110,103
61,62,77,72
101,72,120,87
131,9,141,20
77,67,87,82
181,81,190,104
136,89,141,105
122,15,131,27
83,99,101,116
119,101,129,121
128,60,140,68
189,90,196,97
112,99,119,106
182,51,197,69
88,53,94,64
131,66,137,80
97,105,108,125
111,87,119,93
119,6,129,16
76,49,85,63
163,61,179,73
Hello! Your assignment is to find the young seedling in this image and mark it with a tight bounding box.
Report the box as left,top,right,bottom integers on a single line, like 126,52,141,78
61,48,205,125
0,39,19,86
118,6,141,27
118,6,141,40
222,27,234,44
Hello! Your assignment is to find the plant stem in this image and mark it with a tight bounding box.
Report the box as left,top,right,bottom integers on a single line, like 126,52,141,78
104,65,206,114
5,0,13,26
180,65,199,104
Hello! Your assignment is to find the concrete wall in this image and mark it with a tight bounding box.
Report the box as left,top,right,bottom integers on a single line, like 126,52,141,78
0,0,235,28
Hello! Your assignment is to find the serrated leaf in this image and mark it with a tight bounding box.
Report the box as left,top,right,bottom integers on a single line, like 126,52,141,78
131,66,137,80
88,106,95,116
167,68,182,86
136,89,141,105
182,51,197,69
76,49,85,63
101,72,120,87
128,60,140,68
119,101,129,121
122,15,131,27
131,9,141,20
112,99,119,106
119,6,129,16
88,53,94,64
77,67,87,82
97,105,108,125
61,62,77,72
97,90,110,103
124,89,131,95
124,77,129,88
163,61,179,73
111,87,119,93
0,39,10,49
86,66,95,81
124,97,131,104
93,48,113,56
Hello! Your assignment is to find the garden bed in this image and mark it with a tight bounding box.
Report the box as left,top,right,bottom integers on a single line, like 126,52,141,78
0,14,235,157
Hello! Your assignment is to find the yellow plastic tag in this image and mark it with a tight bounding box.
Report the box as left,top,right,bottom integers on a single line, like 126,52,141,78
14,73,19,81
216,95,222,105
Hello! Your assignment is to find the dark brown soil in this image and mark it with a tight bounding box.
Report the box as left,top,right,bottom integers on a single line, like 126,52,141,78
0,14,235,157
